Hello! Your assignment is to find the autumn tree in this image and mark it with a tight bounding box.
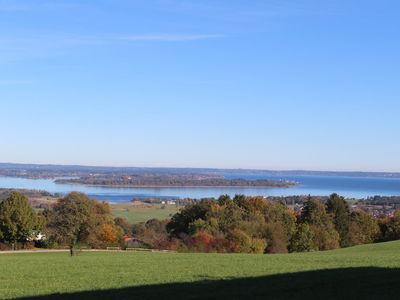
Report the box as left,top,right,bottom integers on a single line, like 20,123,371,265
85,200,117,248
114,217,132,235
348,211,380,245
44,192,117,250
190,231,215,252
97,223,120,246
133,219,171,249
383,210,400,241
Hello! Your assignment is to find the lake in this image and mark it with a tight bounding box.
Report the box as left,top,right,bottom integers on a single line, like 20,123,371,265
1,174,400,203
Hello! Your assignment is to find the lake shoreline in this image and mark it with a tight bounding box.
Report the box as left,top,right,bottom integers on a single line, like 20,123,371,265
2,175,400,201
52,182,298,189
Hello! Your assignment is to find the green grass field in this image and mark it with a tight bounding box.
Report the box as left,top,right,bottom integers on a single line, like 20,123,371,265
1,241,400,299
111,203,179,224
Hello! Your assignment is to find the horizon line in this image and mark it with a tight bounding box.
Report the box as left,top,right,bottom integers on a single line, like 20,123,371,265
0,161,399,175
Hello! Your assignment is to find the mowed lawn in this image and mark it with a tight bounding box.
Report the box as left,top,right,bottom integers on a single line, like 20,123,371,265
111,204,179,224
1,241,400,299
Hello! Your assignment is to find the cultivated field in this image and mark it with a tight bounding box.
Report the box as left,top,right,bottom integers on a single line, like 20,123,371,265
1,241,400,299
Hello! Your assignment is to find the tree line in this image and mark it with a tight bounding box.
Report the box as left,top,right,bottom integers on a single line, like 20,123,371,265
55,175,296,188
360,196,400,206
120,193,400,253
1,192,400,253
0,192,122,251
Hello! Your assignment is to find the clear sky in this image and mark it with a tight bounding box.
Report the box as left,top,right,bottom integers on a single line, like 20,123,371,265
0,0,399,172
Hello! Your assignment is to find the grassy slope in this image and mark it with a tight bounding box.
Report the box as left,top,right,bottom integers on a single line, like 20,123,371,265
111,204,179,224
1,241,400,299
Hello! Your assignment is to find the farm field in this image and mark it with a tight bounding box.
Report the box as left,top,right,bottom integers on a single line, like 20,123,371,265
1,241,400,299
111,203,180,224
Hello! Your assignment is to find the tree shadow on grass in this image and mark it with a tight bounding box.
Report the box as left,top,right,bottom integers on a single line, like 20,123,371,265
19,267,400,300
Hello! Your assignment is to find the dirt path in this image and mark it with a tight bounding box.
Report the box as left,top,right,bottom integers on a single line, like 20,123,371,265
0,249,70,254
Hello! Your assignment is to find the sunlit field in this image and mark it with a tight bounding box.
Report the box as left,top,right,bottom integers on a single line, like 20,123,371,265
1,241,400,299
111,203,179,224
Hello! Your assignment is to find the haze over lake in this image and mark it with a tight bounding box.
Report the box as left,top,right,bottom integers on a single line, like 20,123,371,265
1,174,400,203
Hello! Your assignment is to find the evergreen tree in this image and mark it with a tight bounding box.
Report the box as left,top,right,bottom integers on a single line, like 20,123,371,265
300,198,340,250
326,193,351,247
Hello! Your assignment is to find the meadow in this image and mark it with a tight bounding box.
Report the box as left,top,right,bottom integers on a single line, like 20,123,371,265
1,241,400,299
111,203,179,224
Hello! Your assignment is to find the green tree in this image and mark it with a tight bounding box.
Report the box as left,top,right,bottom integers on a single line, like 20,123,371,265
301,198,340,250
44,192,91,249
217,194,231,206
228,229,266,253
348,211,380,245
301,197,327,225
263,202,297,253
290,223,316,252
167,199,215,235
0,192,42,249
232,194,247,208
188,219,211,235
326,193,351,247
208,200,244,234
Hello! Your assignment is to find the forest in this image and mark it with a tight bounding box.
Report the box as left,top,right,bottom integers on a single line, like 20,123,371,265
1,192,400,253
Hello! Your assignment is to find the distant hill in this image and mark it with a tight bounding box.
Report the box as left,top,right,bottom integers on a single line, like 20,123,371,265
0,162,399,178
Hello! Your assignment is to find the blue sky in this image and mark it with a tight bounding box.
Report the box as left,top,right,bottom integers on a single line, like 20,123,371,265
0,0,399,171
